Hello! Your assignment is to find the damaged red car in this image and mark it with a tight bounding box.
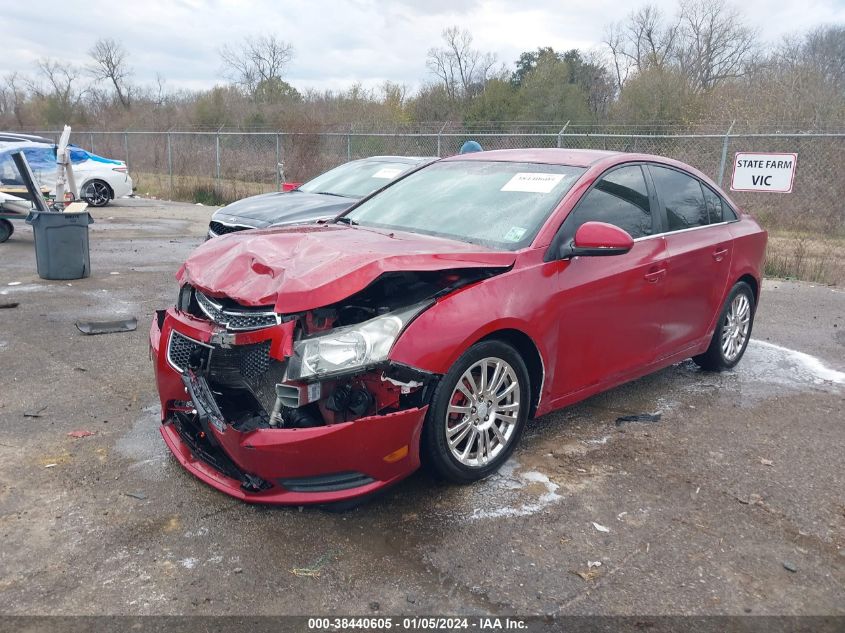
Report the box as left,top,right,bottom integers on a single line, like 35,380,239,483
150,148,767,505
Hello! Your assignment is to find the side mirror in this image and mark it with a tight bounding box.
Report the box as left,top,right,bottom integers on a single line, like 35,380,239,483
561,221,634,258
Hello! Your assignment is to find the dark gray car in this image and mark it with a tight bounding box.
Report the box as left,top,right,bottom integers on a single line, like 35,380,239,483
207,155,435,238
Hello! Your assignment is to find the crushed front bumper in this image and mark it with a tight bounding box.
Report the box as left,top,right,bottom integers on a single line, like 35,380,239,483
150,308,428,505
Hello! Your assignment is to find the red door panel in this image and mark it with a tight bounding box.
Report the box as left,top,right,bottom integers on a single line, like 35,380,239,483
552,236,669,397
660,226,733,355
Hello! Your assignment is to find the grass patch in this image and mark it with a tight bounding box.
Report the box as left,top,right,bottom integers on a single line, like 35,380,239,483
765,231,844,285
132,172,276,206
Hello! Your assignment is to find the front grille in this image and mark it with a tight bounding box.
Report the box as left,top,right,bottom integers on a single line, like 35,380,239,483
167,331,211,373
209,221,249,236
195,291,280,331
207,340,273,383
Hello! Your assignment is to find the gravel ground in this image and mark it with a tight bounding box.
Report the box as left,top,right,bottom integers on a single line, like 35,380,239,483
0,199,842,617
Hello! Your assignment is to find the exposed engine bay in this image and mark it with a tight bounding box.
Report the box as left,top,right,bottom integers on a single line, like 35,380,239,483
165,268,503,430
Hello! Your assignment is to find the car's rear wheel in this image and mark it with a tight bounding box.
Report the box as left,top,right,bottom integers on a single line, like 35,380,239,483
81,179,112,207
0,219,13,243
693,281,755,371
422,340,530,483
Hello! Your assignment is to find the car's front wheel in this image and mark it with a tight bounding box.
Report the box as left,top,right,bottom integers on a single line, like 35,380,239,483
693,281,756,371
422,340,530,483
80,179,112,207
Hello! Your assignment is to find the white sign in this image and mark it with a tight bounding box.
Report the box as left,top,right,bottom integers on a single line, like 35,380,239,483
501,172,565,193
731,152,797,193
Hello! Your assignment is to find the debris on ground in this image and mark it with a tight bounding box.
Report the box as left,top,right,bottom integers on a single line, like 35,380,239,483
290,550,339,578
616,413,662,426
572,568,602,582
233,567,244,574
783,561,798,573
75,317,138,335
44,463,57,468
760,457,774,466
123,491,148,501
0,302,19,309
68,429,96,438
23,406,48,418
592,522,610,533
587,560,602,569
735,493,763,505
7,281,21,286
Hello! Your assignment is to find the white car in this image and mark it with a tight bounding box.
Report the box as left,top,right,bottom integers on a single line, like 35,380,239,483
0,139,133,207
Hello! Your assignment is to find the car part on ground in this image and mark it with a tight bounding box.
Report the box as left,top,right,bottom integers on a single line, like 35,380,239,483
152,148,767,506
76,317,138,335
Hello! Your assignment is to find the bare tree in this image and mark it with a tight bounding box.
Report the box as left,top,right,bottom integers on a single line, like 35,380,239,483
26,59,84,122
803,25,845,88
676,0,757,92
2,72,28,127
603,23,633,92
220,34,294,98
427,27,497,99
625,5,680,70
604,4,679,91
89,38,133,108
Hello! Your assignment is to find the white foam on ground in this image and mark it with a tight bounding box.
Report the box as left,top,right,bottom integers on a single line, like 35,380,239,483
741,339,845,386
468,460,562,521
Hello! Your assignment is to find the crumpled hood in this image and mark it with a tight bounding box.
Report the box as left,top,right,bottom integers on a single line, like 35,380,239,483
212,191,354,227
178,224,516,312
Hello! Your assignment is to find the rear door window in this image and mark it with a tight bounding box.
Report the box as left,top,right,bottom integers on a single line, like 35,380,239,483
701,184,725,224
650,165,709,231
564,165,654,239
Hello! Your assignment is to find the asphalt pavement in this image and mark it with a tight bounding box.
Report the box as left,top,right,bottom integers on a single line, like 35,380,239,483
0,199,842,616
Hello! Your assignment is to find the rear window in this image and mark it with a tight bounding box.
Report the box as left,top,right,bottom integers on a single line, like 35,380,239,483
650,165,709,231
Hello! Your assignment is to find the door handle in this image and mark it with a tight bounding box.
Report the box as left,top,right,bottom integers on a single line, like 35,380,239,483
644,268,666,283
712,248,729,262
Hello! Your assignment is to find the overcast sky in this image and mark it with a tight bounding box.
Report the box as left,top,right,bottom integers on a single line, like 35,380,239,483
3,0,844,93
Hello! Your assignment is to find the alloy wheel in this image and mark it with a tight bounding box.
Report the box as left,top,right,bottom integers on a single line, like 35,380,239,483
445,357,521,468
81,180,110,206
722,293,751,361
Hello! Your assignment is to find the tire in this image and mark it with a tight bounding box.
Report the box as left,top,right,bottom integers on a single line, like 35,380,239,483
421,340,530,484
0,219,13,243
693,281,755,371
80,179,112,207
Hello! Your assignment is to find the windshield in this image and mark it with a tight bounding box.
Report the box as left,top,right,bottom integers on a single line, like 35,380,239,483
343,160,585,250
298,159,419,198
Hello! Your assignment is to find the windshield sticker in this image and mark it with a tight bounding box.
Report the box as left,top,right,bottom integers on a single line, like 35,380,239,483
501,172,565,193
503,226,528,242
372,167,404,179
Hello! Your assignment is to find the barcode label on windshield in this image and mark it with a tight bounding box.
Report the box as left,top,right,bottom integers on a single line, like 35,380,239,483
501,172,564,193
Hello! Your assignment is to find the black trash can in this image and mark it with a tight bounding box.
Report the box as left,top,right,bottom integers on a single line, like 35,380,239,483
27,210,93,280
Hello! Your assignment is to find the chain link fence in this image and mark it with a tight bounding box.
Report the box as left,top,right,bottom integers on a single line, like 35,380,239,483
24,127,845,234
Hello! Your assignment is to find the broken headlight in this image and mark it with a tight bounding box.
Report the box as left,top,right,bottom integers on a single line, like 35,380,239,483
286,302,430,380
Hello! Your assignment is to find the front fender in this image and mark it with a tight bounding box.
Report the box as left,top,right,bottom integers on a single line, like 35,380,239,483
389,255,559,407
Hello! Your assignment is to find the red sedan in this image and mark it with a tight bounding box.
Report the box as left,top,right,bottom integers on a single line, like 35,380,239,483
150,149,767,505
